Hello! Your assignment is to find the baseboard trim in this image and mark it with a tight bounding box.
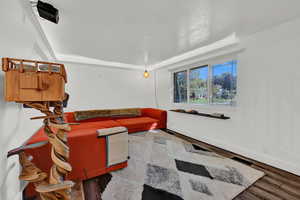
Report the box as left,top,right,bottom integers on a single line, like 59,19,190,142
163,128,300,177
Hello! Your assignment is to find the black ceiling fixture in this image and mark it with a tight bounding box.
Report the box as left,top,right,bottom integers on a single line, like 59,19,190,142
37,1,59,24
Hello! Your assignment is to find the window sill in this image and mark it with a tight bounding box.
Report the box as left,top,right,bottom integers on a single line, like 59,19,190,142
172,102,237,107
169,109,230,120
171,102,238,113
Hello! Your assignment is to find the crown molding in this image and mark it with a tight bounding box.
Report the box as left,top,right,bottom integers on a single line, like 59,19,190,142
150,33,240,71
19,2,240,72
166,46,245,72
56,54,144,70
56,34,240,71
19,1,145,70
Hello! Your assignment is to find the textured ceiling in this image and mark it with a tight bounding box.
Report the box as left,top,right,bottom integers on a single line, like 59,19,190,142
38,0,300,66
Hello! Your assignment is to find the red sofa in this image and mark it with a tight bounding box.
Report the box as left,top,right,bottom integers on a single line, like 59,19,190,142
25,108,167,181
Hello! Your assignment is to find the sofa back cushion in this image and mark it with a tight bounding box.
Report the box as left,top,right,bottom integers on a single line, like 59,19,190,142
73,108,141,121
64,112,76,123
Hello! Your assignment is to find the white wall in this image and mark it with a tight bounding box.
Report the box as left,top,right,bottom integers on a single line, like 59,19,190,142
155,18,300,175
64,62,155,111
0,1,48,200
0,2,156,199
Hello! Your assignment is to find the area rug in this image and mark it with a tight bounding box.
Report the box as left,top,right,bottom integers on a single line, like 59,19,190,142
101,130,264,200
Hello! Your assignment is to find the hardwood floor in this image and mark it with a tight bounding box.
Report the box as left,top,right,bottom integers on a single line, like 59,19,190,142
162,129,300,200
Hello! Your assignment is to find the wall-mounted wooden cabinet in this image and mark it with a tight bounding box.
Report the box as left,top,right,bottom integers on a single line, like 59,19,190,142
2,58,67,102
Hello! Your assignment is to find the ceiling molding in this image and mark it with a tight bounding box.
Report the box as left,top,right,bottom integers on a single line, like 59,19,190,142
18,0,56,60
55,33,239,71
167,46,245,72
56,54,144,70
150,33,240,71
20,1,240,72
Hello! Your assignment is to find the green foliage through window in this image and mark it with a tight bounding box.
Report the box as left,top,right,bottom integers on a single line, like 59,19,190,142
189,66,208,104
174,71,187,103
173,60,237,105
212,60,237,104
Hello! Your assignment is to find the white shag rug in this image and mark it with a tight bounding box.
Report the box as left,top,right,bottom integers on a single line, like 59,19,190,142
101,130,264,200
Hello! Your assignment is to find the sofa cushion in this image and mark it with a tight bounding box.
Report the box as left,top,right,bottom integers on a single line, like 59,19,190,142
28,120,121,144
74,108,141,121
141,108,167,129
64,112,76,123
115,117,158,130
70,120,120,131
67,120,122,138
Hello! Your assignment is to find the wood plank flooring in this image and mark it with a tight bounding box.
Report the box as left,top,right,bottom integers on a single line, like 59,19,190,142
162,129,300,200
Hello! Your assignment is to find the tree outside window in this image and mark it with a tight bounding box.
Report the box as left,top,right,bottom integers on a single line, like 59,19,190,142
189,66,208,104
212,60,237,104
174,71,187,103
173,60,237,105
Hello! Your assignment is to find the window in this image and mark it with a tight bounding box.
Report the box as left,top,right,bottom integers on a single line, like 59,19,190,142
189,66,209,104
173,60,237,105
174,70,187,103
212,60,237,104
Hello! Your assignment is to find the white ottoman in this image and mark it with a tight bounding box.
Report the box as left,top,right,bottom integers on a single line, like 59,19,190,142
97,126,128,167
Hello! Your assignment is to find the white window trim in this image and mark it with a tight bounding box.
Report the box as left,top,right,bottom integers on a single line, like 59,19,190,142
172,60,237,108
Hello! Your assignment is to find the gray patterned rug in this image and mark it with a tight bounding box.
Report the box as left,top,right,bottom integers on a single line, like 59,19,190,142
101,130,264,200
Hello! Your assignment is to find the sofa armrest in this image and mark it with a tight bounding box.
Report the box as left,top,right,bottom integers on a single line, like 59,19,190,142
64,112,76,123
141,108,167,128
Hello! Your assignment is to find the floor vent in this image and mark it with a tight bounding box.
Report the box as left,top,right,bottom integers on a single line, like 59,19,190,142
192,144,210,152
231,156,253,166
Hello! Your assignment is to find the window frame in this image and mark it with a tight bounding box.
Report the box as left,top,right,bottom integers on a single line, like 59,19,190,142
173,70,188,103
172,60,237,107
188,65,210,105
